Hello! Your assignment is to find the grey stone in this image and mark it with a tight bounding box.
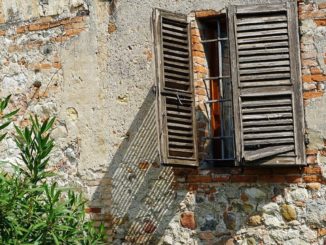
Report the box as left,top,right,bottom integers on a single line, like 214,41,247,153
163,235,173,245
263,213,284,228
300,225,317,243
245,188,267,200
223,212,237,230
290,188,309,202
200,215,217,231
261,202,280,214
306,199,326,228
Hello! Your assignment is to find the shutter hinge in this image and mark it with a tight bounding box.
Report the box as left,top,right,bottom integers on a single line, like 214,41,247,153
304,133,309,146
152,85,157,95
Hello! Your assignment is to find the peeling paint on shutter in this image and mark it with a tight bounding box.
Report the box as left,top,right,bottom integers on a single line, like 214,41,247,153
153,9,198,166
228,2,305,165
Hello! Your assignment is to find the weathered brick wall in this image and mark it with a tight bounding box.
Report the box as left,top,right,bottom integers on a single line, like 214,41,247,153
0,0,326,244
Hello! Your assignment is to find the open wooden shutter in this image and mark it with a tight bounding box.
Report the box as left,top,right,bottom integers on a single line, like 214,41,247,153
228,2,305,165
152,9,198,166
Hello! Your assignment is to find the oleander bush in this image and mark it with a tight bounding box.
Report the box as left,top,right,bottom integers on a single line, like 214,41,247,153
0,95,106,244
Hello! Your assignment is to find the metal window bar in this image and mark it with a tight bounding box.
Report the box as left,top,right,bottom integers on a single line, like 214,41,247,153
201,19,235,162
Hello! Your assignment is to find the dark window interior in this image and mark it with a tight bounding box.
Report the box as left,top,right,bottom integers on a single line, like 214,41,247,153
197,15,235,166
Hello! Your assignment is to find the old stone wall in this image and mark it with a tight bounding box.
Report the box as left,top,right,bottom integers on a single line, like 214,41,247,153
0,0,325,244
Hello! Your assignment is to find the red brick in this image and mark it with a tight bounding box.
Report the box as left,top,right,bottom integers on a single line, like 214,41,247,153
191,28,200,37
318,228,326,237
194,65,208,74
303,175,323,183
191,35,201,44
286,176,303,184
304,166,321,174
315,19,326,26
195,10,220,18
307,155,318,164
304,91,324,99
52,62,62,69
64,21,85,30
187,175,212,183
192,43,204,52
192,50,205,58
33,63,52,70
272,167,302,175
302,59,318,67
143,220,156,233
320,149,326,156
306,149,318,155
258,175,286,183
65,28,84,37
16,26,27,34
230,175,257,183
302,75,313,82
187,184,198,191
311,67,322,75
306,182,321,190
173,168,198,176
243,168,272,175
212,175,230,182
85,207,101,214
0,29,5,36
311,74,326,82
180,211,196,230
138,161,150,170
319,3,326,9
28,23,52,31
300,11,326,20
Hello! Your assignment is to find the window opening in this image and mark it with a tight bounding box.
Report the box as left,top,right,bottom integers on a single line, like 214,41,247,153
198,15,235,164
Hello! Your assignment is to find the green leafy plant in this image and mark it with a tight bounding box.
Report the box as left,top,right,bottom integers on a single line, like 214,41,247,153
0,97,107,244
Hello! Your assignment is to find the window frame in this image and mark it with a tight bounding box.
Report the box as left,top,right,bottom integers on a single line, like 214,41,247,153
153,1,306,167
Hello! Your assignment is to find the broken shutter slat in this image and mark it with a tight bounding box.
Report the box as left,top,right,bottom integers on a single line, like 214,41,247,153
153,9,198,166
228,2,305,165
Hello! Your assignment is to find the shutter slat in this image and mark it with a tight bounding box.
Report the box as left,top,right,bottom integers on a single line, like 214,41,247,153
244,145,294,162
162,29,188,39
239,60,290,69
239,48,289,56
240,73,290,81
242,106,292,114
162,23,187,33
239,54,289,62
237,22,288,31
238,40,288,49
244,138,294,146
237,14,287,25
242,112,292,120
163,48,189,57
239,67,290,75
237,28,288,38
163,36,188,45
154,9,198,166
242,98,292,107
241,80,291,87
163,41,189,51
243,119,293,127
243,125,294,133
244,131,294,140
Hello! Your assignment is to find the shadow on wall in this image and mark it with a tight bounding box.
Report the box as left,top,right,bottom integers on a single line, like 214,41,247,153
88,92,326,244
90,90,183,244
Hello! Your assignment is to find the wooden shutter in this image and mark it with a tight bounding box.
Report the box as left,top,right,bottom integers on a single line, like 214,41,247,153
152,9,198,166
228,2,305,165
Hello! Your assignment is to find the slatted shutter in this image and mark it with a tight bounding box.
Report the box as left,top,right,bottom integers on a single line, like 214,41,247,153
152,9,198,166
228,2,305,165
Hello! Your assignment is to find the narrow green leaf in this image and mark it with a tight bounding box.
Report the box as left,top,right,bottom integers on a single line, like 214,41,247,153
0,121,11,130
